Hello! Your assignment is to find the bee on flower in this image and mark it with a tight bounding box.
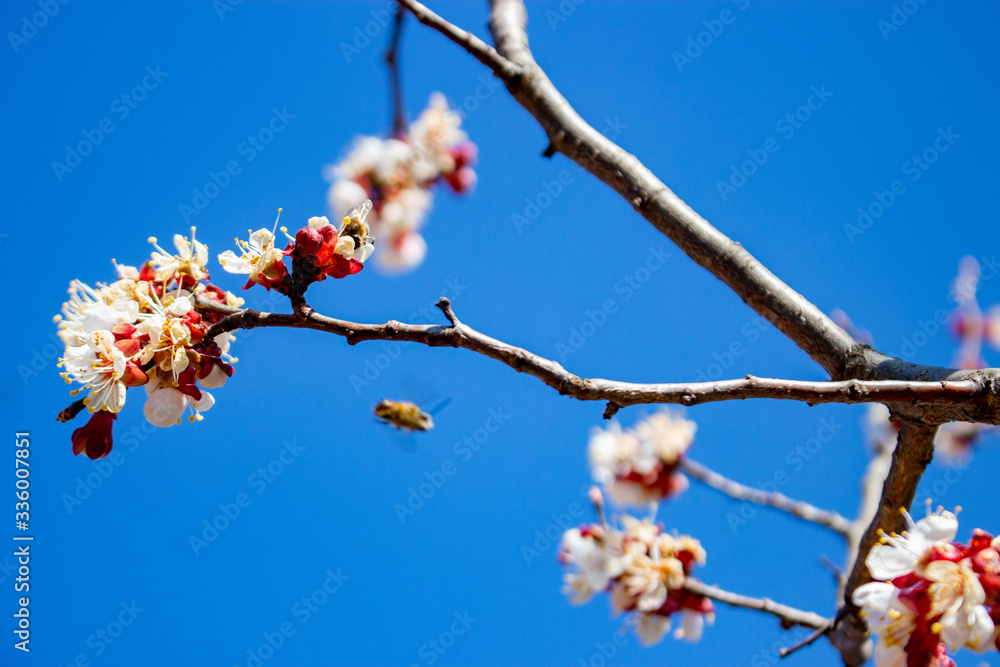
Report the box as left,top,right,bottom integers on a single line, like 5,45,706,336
325,92,477,274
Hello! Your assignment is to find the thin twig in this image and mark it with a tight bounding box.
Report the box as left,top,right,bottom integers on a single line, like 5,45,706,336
397,0,521,82
819,555,846,590
196,296,997,421
385,8,407,135
682,579,830,630
778,623,833,658
680,458,852,536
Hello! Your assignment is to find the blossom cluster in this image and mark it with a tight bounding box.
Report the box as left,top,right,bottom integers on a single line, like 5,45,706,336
854,507,1000,666
560,488,714,646
325,93,477,273
56,229,243,459
588,409,697,507
56,203,375,460
218,201,376,293
560,410,710,646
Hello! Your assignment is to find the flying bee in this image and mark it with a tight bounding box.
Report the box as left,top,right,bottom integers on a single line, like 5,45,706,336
373,399,434,432
339,199,376,252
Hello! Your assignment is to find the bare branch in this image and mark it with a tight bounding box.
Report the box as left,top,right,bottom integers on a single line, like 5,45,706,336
396,0,521,82
386,3,998,662
197,297,999,420
830,422,939,666
397,0,1000,422
485,0,855,376
842,422,938,595
683,579,830,630
680,458,852,536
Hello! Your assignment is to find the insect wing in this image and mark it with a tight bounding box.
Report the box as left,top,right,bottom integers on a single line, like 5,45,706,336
345,199,373,225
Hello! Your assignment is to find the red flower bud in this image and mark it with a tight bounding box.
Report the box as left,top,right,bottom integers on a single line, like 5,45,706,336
71,410,117,460
295,226,324,256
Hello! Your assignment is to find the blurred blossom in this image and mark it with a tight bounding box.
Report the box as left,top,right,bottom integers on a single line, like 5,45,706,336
588,409,696,507
325,93,477,273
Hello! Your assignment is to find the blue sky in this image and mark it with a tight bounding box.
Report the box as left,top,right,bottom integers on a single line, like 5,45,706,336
3,1,1000,665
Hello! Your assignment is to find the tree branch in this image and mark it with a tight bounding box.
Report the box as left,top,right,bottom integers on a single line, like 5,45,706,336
830,422,939,666
842,422,938,595
387,3,997,663
397,0,1000,425
197,296,999,420
397,0,521,82
683,579,830,630
484,0,855,377
680,458,852,537
838,427,895,602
